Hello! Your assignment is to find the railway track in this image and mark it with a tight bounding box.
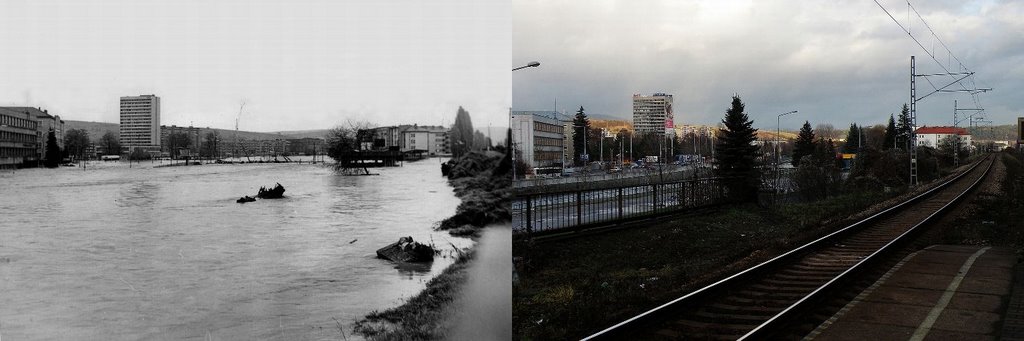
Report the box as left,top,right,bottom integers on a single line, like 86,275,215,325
583,155,995,340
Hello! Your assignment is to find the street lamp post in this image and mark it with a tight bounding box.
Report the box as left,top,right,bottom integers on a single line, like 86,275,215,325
512,61,540,71
511,61,541,181
776,110,798,196
572,123,588,169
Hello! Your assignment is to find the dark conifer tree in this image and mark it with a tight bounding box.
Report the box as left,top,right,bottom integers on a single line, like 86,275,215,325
44,129,61,168
572,106,590,166
792,121,815,167
842,123,860,154
714,96,760,203
884,114,897,150
450,106,475,158
896,104,913,149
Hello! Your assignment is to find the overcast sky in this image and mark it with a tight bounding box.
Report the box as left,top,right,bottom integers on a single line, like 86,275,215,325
512,0,1024,131
0,0,509,132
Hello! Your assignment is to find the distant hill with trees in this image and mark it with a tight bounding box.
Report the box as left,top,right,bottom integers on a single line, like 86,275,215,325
968,124,1018,141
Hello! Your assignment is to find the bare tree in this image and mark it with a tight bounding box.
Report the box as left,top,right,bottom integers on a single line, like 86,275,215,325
99,131,121,155
63,128,90,160
815,123,841,141
326,119,375,162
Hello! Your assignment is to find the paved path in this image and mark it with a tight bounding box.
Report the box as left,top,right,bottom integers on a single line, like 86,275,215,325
807,245,1016,341
446,225,511,340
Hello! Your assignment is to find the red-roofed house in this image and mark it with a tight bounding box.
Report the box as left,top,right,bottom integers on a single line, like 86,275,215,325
916,126,971,148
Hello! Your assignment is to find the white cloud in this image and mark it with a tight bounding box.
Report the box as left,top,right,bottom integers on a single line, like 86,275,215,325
513,0,1022,130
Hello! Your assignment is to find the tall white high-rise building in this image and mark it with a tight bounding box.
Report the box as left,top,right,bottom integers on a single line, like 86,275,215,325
119,94,161,152
632,93,674,136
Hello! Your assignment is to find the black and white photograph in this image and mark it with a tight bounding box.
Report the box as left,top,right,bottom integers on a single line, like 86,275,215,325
0,0,510,340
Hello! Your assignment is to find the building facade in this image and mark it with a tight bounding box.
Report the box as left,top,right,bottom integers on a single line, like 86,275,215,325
0,108,40,168
286,138,323,155
0,106,65,165
632,93,674,136
511,111,567,170
1018,117,1023,149
401,125,450,156
120,95,161,153
360,124,451,156
915,126,971,148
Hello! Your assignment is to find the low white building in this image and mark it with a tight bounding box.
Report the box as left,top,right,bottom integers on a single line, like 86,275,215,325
401,125,449,156
511,111,567,171
916,126,971,148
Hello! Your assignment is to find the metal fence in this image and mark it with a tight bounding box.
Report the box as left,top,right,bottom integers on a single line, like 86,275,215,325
512,177,731,235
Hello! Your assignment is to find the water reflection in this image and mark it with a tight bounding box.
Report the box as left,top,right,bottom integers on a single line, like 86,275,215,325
394,262,432,278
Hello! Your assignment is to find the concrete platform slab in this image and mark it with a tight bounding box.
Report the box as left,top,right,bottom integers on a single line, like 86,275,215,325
807,245,1015,340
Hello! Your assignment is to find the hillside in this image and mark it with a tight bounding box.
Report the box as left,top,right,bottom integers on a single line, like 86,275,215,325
269,129,330,139
590,119,632,133
967,124,1018,141
757,130,799,141
64,120,308,141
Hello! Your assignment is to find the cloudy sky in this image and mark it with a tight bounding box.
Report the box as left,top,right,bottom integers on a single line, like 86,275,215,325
512,0,1024,131
0,0,509,132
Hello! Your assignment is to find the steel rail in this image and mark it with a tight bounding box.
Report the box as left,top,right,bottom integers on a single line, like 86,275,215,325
740,154,994,339
582,155,991,340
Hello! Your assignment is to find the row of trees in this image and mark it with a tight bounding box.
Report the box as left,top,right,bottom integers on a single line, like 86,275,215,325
572,106,716,167
45,128,228,168
834,104,915,155
40,129,122,167
566,96,977,204
785,103,976,201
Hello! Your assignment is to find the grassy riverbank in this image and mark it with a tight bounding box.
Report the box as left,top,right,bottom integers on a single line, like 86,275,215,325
513,189,911,339
354,151,510,340
353,251,474,340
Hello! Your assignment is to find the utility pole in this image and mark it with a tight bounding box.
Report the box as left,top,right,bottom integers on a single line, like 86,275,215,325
910,56,917,185
952,100,985,168
909,56,990,185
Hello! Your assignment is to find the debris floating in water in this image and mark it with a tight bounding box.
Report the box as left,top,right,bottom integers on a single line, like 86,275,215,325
375,236,435,263
257,183,286,199
235,183,286,203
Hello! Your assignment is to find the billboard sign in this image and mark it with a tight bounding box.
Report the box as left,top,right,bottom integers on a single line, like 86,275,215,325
1018,117,1023,143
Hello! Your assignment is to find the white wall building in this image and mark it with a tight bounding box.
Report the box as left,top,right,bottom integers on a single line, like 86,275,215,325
511,111,566,170
401,125,450,156
916,126,971,148
0,106,64,163
632,93,674,136
120,94,161,152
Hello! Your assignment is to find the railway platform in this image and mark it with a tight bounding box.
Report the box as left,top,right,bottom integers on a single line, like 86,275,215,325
808,245,1018,340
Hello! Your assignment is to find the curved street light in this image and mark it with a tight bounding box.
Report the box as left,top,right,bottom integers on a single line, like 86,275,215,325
775,110,798,197
512,61,541,180
512,61,541,71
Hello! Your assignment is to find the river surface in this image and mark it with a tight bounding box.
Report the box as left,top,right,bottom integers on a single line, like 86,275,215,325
0,158,471,340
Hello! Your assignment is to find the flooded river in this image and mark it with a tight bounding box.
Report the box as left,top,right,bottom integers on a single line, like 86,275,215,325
0,159,471,340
